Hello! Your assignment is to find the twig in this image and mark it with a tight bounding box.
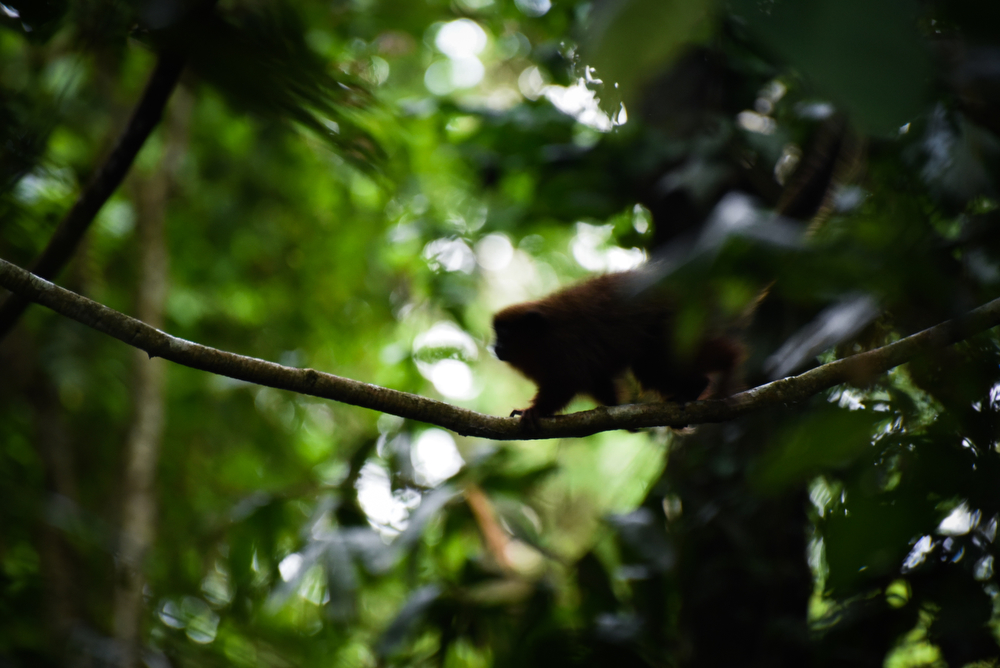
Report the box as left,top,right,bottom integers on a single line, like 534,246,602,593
2,257,999,440
0,53,185,340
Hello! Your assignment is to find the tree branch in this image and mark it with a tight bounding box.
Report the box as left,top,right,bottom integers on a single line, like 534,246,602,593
0,53,185,340
2,257,999,440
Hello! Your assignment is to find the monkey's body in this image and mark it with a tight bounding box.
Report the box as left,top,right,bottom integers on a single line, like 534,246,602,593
492,271,741,424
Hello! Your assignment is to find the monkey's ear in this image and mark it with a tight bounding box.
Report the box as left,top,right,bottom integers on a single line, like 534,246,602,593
521,308,548,330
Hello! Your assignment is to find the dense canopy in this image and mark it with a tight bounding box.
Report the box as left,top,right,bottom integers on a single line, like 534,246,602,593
2,0,1000,666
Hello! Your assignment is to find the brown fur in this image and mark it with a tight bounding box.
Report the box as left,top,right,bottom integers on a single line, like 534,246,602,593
492,270,742,426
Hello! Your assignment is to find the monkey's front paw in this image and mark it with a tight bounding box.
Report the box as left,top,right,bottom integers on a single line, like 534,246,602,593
510,407,541,432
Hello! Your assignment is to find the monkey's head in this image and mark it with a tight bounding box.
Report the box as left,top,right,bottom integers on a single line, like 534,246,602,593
492,306,548,370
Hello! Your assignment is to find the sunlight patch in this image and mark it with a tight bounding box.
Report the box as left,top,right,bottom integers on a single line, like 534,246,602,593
426,19,488,94
412,429,465,487
571,222,645,272
937,502,979,536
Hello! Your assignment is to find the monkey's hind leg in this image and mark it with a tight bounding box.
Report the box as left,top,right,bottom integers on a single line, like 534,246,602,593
695,337,744,399
588,377,621,408
632,355,711,404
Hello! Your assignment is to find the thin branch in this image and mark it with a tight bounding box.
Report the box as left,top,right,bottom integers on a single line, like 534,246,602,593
2,257,1000,440
0,53,186,340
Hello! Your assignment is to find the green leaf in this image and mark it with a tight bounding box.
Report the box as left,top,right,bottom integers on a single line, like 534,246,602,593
753,406,880,492
585,0,716,109
732,0,930,132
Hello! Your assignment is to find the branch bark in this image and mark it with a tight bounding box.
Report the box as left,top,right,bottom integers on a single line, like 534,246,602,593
2,256,999,440
0,53,185,340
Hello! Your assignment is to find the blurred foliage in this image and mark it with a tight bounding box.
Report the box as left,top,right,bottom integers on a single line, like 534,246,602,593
2,0,1000,667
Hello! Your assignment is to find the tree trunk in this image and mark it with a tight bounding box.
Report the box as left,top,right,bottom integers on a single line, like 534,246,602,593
112,88,191,668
